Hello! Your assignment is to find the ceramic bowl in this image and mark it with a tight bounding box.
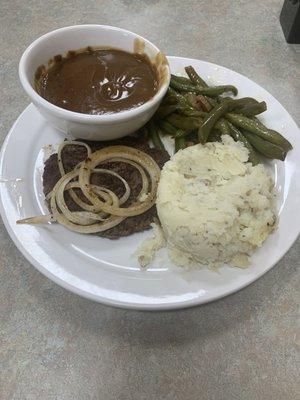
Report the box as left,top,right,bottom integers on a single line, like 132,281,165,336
19,25,170,140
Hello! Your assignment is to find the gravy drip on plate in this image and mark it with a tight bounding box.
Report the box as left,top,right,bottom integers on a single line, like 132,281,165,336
35,48,159,115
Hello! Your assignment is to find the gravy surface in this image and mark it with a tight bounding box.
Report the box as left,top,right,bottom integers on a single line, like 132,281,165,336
35,48,159,114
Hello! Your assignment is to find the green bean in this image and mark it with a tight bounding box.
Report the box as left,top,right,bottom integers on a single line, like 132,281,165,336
168,67,292,158
168,87,178,95
175,136,186,152
185,65,208,87
243,131,286,161
269,129,290,144
206,96,218,108
170,74,193,85
184,68,256,110
154,104,180,119
168,87,195,109
166,114,201,131
198,98,262,143
170,76,195,91
216,118,231,136
183,92,199,108
220,96,232,102
170,76,238,96
226,113,292,151
179,108,208,118
227,122,260,165
148,121,165,151
207,130,222,142
186,131,198,142
198,101,233,143
235,101,267,117
221,97,258,108
159,120,187,138
195,84,238,96
214,120,223,131
180,93,198,111
252,116,259,121
161,93,178,105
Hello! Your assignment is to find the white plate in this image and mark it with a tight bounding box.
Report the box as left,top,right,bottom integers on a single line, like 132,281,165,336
1,56,299,310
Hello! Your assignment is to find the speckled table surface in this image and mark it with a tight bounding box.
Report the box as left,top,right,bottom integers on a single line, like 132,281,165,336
1,1,300,399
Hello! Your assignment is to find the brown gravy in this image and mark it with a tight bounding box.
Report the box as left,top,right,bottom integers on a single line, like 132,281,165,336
35,48,159,115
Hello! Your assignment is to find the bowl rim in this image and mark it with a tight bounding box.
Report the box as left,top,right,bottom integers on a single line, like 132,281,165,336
19,24,170,123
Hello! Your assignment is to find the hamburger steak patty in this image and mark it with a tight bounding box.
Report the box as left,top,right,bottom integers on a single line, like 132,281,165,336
43,136,169,239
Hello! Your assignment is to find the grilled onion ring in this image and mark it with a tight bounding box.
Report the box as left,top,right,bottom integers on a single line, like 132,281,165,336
17,143,161,234
79,146,160,217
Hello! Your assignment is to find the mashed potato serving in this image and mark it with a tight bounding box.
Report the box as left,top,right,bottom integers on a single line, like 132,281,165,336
154,135,277,269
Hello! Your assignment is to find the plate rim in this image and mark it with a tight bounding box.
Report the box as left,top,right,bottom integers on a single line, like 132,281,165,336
1,56,300,310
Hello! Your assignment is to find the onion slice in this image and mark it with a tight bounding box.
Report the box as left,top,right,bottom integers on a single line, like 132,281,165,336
57,141,91,176
17,214,54,224
79,146,160,217
17,143,161,234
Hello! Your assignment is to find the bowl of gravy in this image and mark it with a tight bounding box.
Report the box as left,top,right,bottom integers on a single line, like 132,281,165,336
19,25,170,140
